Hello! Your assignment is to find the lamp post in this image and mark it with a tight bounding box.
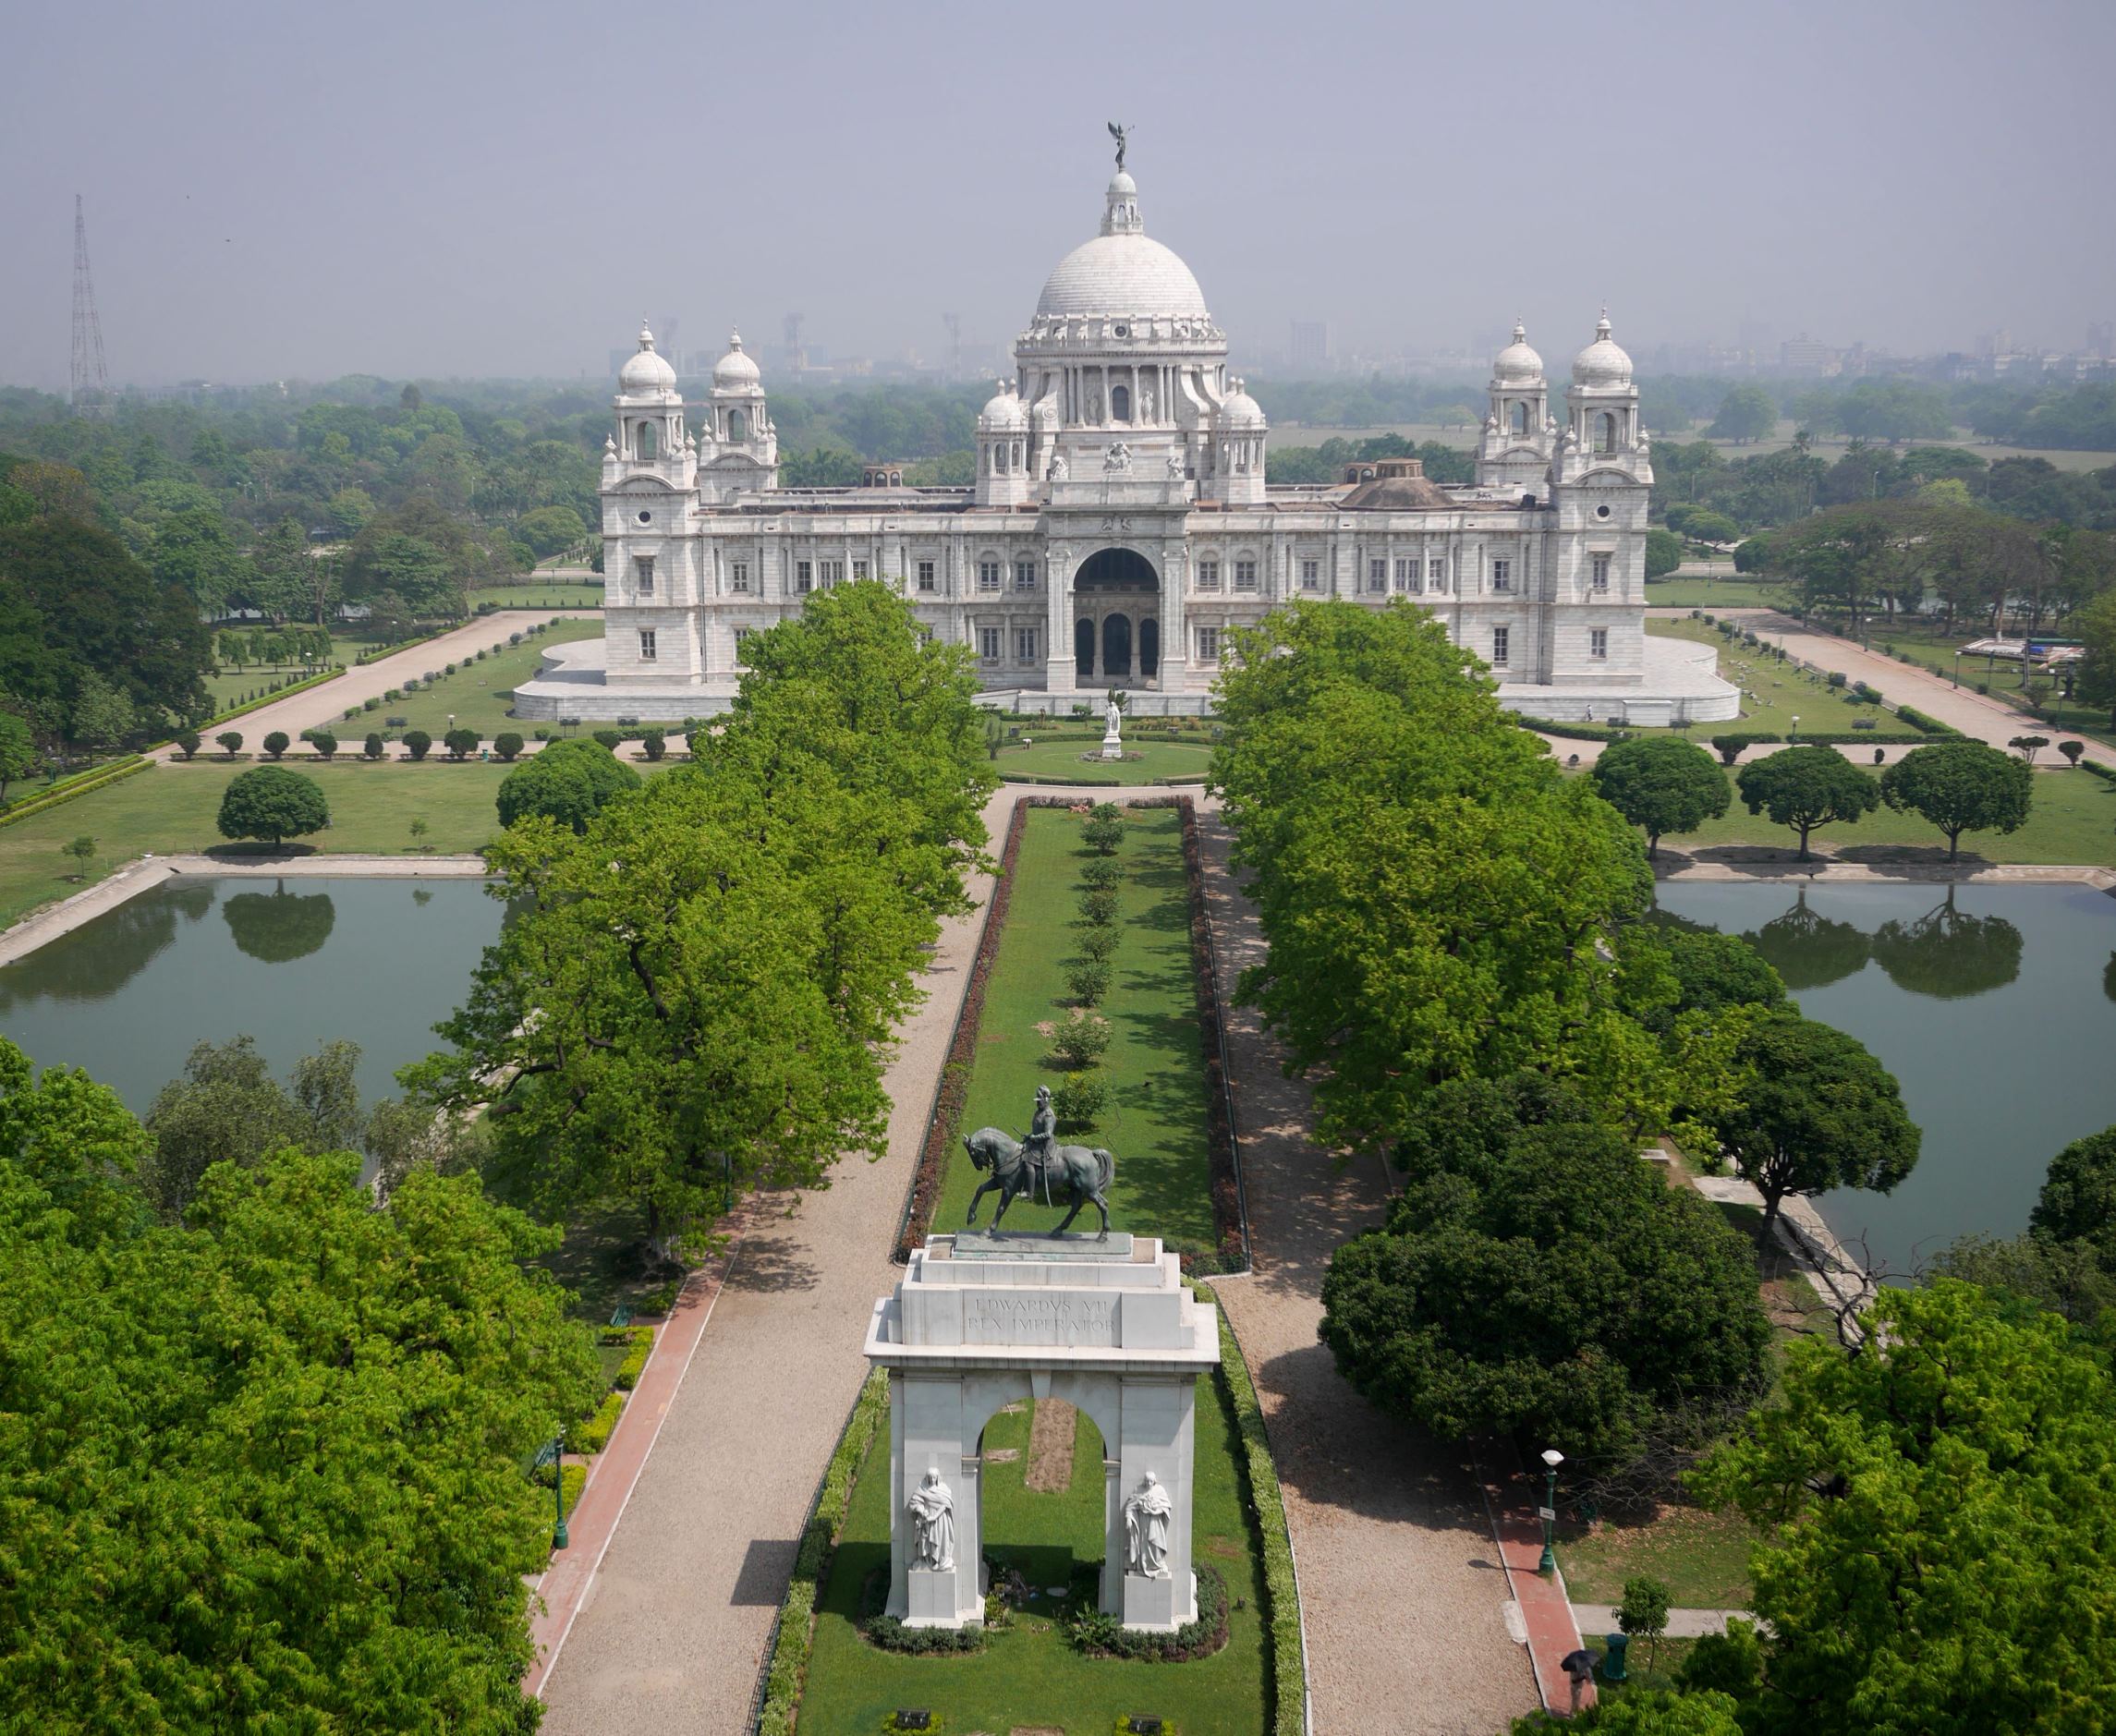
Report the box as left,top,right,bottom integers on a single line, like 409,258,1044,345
1790,713,1799,742
551,1425,570,1550
1538,1448,1563,1575
1952,649,1961,689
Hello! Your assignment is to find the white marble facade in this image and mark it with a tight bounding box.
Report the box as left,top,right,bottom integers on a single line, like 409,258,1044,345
515,164,1737,725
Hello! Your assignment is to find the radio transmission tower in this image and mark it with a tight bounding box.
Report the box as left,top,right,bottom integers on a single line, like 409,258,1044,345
71,195,111,414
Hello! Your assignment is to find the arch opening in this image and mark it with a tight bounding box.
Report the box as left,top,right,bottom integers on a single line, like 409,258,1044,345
636,420,657,460
729,407,748,442
1102,613,1132,678
1138,617,1160,678
1075,616,1096,677
1073,547,1158,593
974,1396,1113,1604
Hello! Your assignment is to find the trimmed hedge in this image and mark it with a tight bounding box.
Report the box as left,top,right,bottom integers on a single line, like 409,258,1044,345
0,757,152,831
202,667,344,727
612,1325,654,1390
1178,800,1246,1271
574,1389,624,1454
1892,704,1964,737
1196,1280,1306,1736
756,1369,890,1736
1515,716,1638,743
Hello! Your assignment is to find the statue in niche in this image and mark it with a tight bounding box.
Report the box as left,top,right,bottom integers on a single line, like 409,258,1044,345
1104,442,1133,476
907,1465,955,1572
1139,381,1156,419
1124,1471,1173,1578
1050,453,1069,482
1088,387,1103,423
1165,449,1186,480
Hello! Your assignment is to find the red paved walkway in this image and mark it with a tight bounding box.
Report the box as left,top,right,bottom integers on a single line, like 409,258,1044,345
521,1230,744,1702
1478,1448,1594,1718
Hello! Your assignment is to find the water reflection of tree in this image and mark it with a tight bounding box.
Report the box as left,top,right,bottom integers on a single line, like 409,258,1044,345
223,881,336,964
2105,952,2116,1006
1745,889,1872,990
1869,888,2024,1001
0,881,216,1011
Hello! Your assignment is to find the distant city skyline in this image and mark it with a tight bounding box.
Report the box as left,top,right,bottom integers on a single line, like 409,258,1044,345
2,0,2111,391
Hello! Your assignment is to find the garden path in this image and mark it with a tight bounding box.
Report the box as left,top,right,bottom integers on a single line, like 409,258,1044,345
1198,812,1540,1733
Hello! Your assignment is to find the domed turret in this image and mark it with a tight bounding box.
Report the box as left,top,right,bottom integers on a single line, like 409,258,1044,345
1572,312,1633,387
713,331,763,393
976,382,1029,506
979,380,1028,430
1493,321,1544,384
1219,378,1265,428
619,320,677,395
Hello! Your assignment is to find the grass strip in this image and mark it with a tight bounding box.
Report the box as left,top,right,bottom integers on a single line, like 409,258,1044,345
0,757,152,831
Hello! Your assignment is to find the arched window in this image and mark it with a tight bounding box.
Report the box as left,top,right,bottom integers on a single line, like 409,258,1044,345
1511,401,1529,435
637,420,657,460
1597,412,1618,454
729,408,748,442
1111,382,1131,423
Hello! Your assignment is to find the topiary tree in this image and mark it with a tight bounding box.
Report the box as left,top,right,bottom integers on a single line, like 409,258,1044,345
493,738,640,833
364,733,385,759
1735,744,1880,860
592,729,625,753
261,731,290,760
216,766,331,849
402,730,432,761
443,728,479,760
2058,739,2086,769
1879,740,2034,860
493,732,523,761
641,729,666,761
2009,734,2050,765
1590,735,1731,858
216,731,243,758
1709,734,1758,767
307,731,336,761
174,731,201,761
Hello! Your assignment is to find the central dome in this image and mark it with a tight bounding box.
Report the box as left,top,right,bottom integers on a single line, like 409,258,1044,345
1035,173,1210,322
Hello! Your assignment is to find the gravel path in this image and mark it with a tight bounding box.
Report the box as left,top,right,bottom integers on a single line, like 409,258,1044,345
1199,809,1538,1735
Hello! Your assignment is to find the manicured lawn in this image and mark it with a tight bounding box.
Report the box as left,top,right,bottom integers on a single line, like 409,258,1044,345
996,737,1215,783
800,1378,1271,1736
333,620,602,740
1645,576,1794,611
930,805,1218,1255
1851,621,2116,755
469,580,605,610
1652,760,2116,868
1558,1503,1757,1609
1646,617,1916,737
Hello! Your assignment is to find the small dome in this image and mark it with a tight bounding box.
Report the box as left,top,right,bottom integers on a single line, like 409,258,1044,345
1492,321,1544,383
979,381,1027,430
1219,378,1265,428
713,330,762,391
1573,312,1634,387
1108,170,1137,197
618,320,676,394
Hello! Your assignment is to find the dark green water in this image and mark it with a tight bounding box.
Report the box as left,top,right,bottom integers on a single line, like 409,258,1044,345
1656,880,2116,1272
0,877,501,1114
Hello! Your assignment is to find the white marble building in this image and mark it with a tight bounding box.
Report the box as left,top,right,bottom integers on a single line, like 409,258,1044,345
515,164,1736,724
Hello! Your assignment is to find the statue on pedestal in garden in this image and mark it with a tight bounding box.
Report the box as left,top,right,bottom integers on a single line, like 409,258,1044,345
963,1087,1116,1237
1125,1471,1173,1577
907,1465,955,1572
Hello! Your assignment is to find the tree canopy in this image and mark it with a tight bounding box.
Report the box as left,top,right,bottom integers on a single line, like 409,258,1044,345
494,736,640,832
216,764,331,847
1879,739,2034,860
1735,745,1880,860
1590,734,1731,857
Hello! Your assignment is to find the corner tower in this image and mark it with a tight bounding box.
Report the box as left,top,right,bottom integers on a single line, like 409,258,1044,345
696,331,778,503
1478,321,1553,498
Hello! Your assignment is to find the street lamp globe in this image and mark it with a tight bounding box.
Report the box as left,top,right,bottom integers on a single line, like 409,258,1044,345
1541,1448,1564,1471
1537,1447,1564,1574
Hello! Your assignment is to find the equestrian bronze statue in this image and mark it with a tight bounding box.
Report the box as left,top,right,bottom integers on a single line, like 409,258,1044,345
963,1085,1114,1237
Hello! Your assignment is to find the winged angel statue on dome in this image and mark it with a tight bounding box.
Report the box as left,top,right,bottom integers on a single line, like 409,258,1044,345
1108,121,1130,173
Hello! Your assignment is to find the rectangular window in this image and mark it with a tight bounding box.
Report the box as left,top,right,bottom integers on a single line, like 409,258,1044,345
734,626,751,663
1197,559,1221,591
1300,559,1321,592
853,558,870,581
731,561,749,594
1015,626,1038,661
1394,557,1415,592
796,560,813,594
638,628,657,662
1368,558,1388,594
978,560,1002,592
822,559,844,587
979,626,1001,660
1590,627,1609,659
1234,559,1258,592
1491,558,1512,593
1491,625,1510,666
1429,557,1445,586
1591,553,1611,592
1015,560,1037,591
1197,625,1221,662
634,555,655,596
918,560,937,594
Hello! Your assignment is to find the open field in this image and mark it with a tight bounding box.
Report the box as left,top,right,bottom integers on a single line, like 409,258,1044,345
1645,576,1794,611
929,804,1218,1255
324,619,601,740
1645,617,1919,736
1271,420,1476,450
798,1381,1271,1736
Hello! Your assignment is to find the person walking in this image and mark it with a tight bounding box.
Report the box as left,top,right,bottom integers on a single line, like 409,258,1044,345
1560,1647,1598,1718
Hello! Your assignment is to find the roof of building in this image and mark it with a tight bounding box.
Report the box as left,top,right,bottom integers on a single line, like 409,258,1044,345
1036,173,1210,322
1337,472,1461,511
712,331,762,392
619,320,677,394
1493,321,1545,384
1573,313,1634,387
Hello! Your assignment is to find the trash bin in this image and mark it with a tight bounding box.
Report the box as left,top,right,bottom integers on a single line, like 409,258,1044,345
1602,1631,1630,1682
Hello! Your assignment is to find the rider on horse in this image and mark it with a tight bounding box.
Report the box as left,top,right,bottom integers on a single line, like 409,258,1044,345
1023,1087,1058,1205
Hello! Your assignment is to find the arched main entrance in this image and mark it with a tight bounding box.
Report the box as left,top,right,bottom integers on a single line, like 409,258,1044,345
1073,547,1159,689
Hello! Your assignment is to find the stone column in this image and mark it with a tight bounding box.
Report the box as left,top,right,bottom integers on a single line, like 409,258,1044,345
1117,1375,1199,1632
1101,1456,1124,1614
1158,543,1188,697
1045,546,1076,698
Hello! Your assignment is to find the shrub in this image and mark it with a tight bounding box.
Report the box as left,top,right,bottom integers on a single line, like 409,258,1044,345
1078,886,1119,925
261,731,289,760
343,708,359,722
508,632,523,646
402,730,432,760
1079,856,1123,891
174,731,201,760
384,688,401,703
1051,1071,1108,1127
1049,1011,1111,1070
1088,800,1121,820
494,732,524,760
443,727,480,760
444,662,456,675
308,731,337,760
1071,1562,1228,1662
532,728,551,742
573,1390,624,1454
1826,670,1848,688
1065,959,1113,1005
364,733,385,759
613,1326,654,1390
2059,739,2086,768
1078,926,1118,962
641,729,666,761
216,731,243,756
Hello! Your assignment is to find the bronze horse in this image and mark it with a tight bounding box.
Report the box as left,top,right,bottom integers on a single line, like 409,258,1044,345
963,1126,1114,1238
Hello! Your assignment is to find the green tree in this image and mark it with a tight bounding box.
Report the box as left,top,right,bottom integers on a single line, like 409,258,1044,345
1320,1077,1770,1465
1514,1690,1743,1734
69,670,136,757
1692,1281,2116,1736
1617,1575,1672,1672
1645,525,1684,578
443,726,480,759
0,1037,151,1246
216,765,330,848
2028,1125,2116,1255
2074,589,2116,731
0,710,36,799
1707,384,1777,443
215,729,242,757
1879,739,2034,859
1735,745,1879,860
402,728,432,760
494,736,639,832
515,504,587,560
60,835,95,879
1590,735,1731,857
261,729,290,759
1709,1012,1918,1239
140,1034,313,1219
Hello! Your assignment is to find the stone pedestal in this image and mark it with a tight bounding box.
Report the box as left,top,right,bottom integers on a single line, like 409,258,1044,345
866,1232,1219,1632
1101,721,1125,760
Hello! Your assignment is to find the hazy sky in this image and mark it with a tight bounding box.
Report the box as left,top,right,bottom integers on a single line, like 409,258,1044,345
4,0,2111,389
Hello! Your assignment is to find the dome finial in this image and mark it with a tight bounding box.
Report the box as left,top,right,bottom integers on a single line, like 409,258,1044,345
638,317,655,351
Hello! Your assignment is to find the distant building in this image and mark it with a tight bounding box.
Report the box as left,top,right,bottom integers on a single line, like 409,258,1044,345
2088,322,2114,359
1287,321,1332,374
1779,334,1835,375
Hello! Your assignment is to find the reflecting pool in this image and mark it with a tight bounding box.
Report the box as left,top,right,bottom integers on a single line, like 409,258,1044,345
0,877,500,1114
1656,879,2116,1271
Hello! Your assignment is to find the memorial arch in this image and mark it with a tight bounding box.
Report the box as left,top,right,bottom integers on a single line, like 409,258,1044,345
1072,547,1161,686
